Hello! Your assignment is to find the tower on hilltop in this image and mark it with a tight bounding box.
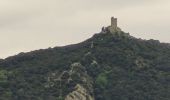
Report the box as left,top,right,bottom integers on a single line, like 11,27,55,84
111,17,117,30
108,16,121,33
101,16,121,34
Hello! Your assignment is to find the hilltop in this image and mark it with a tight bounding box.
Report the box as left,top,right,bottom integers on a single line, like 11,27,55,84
0,16,170,100
0,30,170,100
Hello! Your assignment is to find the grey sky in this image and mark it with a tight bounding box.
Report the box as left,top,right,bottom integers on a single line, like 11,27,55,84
0,0,170,58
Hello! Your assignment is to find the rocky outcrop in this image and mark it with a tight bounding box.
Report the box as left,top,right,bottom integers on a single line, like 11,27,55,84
65,84,94,100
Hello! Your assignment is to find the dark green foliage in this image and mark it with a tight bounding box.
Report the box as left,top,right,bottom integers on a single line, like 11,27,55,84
0,31,170,100
96,72,108,88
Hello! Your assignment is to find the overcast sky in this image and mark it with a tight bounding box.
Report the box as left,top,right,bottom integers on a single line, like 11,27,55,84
0,0,170,58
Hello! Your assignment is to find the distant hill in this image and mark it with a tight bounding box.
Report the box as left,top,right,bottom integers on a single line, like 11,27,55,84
0,31,170,100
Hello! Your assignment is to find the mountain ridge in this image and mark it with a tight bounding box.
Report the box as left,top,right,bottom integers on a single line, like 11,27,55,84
0,31,170,100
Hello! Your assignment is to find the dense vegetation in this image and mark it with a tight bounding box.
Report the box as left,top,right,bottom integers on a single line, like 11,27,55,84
0,31,170,100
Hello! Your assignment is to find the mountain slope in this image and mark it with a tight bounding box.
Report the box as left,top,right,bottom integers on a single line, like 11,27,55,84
0,31,170,100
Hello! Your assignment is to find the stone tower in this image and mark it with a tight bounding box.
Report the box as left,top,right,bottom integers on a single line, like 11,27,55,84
107,16,121,33
111,17,117,30
101,16,121,34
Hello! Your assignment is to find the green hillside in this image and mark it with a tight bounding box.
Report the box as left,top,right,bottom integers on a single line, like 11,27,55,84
0,31,170,100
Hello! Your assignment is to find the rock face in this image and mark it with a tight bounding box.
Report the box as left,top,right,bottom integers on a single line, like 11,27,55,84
45,62,94,99
65,84,94,100
64,62,94,100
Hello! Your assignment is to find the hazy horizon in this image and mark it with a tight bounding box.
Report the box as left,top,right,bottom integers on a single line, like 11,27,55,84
0,0,170,58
